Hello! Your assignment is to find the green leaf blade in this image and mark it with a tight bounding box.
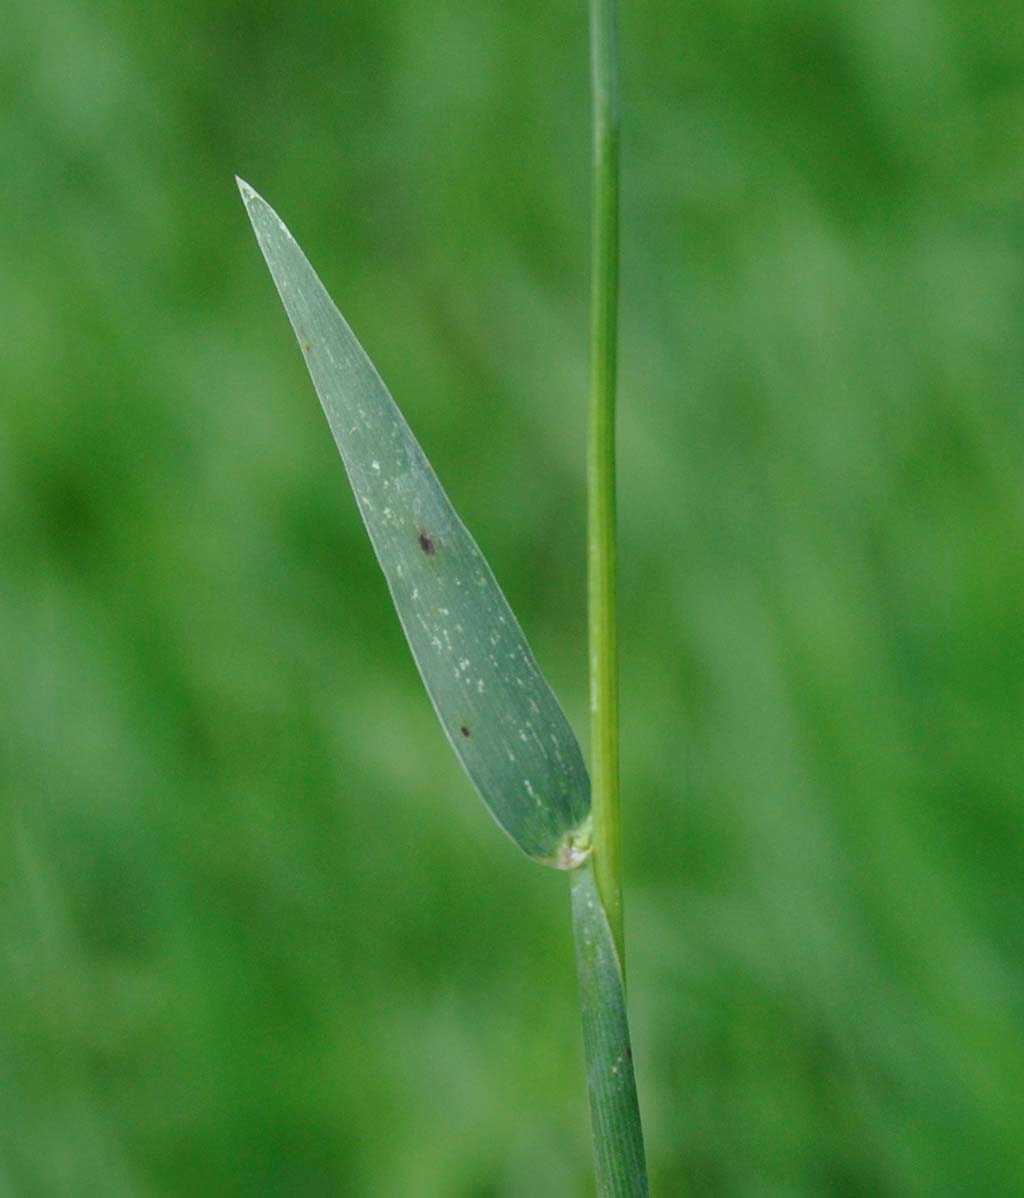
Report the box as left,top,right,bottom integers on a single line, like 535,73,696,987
571,861,648,1196
238,179,591,867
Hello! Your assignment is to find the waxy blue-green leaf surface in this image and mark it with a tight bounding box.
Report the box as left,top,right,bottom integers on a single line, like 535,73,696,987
238,179,591,867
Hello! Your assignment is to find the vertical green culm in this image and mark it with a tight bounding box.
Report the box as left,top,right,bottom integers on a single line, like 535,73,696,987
587,0,624,964
575,3,649,1195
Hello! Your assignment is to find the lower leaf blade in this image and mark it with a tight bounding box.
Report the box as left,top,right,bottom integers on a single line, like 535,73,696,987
572,861,649,1196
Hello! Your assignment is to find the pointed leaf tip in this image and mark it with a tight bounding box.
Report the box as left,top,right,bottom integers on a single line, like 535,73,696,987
240,190,592,866
235,176,258,204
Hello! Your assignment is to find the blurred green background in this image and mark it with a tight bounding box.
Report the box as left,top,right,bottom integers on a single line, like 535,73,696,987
3,1,1023,1194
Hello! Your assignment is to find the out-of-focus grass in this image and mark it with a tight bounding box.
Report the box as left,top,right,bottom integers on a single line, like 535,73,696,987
2,2,1023,1195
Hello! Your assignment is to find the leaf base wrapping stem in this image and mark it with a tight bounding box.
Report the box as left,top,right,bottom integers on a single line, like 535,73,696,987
571,861,649,1196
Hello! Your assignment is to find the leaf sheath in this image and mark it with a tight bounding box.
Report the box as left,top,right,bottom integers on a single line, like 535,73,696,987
571,861,649,1196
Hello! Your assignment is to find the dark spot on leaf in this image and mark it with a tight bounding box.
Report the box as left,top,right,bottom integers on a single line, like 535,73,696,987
301,339,311,352
418,531,436,555
459,724,471,738
626,1045,633,1062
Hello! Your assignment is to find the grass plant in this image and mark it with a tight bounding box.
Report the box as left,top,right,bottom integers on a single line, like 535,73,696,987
238,2,647,1190
7,2,1023,1194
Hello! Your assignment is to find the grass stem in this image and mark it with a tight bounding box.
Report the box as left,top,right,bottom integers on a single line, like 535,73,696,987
587,0,623,965
576,6,648,1189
